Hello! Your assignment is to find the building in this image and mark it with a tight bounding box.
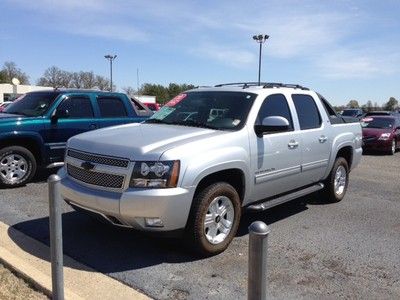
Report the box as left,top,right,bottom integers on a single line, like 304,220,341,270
0,83,52,103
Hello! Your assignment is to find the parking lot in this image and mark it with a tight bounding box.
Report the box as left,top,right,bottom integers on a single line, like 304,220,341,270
0,153,399,299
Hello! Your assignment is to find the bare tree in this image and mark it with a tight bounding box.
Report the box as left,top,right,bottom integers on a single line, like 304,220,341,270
37,66,71,88
122,86,136,96
95,75,111,91
0,61,30,84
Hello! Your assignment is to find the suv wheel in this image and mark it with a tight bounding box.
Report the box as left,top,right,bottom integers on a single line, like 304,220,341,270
0,146,37,188
186,182,241,256
322,157,349,203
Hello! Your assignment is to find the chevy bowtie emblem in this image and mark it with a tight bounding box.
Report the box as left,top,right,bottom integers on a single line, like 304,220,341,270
81,161,95,171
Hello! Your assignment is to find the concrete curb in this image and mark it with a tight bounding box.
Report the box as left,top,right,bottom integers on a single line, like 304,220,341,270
0,221,151,300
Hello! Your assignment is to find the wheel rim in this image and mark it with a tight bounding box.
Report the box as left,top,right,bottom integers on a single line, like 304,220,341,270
392,140,395,154
204,196,235,245
0,154,28,184
334,165,347,196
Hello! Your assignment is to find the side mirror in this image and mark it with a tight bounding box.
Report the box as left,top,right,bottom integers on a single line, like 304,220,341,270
51,109,70,123
254,116,290,136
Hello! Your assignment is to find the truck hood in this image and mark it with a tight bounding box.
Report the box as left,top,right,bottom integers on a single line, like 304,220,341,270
0,113,27,120
67,123,227,160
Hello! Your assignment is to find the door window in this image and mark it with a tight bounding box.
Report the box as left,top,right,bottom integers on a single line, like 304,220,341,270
97,97,128,117
256,94,293,131
292,94,321,130
57,96,94,118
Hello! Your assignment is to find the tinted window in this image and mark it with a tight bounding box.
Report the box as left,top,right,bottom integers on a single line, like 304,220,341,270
256,94,293,130
292,94,321,130
98,97,128,117
4,92,60,117
57,96,93,118
362,117,395,129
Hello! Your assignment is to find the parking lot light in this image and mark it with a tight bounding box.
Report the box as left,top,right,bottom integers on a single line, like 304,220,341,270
252,34,269,86
104,54,117,92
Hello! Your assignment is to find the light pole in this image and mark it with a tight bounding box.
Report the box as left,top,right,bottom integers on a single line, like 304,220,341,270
252,34,269,85
104,54,117,92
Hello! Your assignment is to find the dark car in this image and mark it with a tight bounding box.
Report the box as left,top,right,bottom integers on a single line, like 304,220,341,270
363,111,398,117
0,90,152,187
341,108,363,119
362,116,400,155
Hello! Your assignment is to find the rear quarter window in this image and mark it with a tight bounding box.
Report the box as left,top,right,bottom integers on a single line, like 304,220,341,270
97,96,128,118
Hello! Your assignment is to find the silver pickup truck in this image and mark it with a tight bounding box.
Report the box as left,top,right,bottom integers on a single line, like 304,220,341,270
58,83,362,255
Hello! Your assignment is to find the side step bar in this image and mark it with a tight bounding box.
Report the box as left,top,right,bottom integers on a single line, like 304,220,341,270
247,183,324,212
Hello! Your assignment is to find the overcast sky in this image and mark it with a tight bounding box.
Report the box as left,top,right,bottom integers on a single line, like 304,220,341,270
1,0,399,105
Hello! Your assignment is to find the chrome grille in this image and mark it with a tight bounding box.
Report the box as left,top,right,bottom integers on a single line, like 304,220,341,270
67,164,125,189
67,149,129,168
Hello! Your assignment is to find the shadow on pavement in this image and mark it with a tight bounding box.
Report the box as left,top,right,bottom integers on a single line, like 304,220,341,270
8,193,316,274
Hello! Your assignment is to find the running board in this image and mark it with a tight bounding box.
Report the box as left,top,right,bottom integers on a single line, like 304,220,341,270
247,183,324,212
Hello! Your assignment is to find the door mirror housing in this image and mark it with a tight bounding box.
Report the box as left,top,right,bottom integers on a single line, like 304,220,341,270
254,116,290,136
51,109,70,123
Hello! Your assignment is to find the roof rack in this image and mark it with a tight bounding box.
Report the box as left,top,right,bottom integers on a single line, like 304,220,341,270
214,82,309,90
262,83,309,90
215,82,268,88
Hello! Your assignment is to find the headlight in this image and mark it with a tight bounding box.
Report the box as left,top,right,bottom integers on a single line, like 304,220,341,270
378,133,391,140
129,160,180,188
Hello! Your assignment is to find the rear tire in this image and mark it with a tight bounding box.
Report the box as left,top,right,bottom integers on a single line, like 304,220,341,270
185,182,241,256
0,146,37,188
321,157,349,203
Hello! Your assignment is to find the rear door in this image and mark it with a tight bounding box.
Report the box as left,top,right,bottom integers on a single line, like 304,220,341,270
292,94,331,184
94,95,141,129
251,93,304,200
44,94,97,162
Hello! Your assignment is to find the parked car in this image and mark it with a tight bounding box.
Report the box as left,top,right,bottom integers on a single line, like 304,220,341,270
143,102,160,111
362,116,400,155
0,101,13,112
0,90,152,188
363,111,398,117
58,82,362,255
341,108,363,119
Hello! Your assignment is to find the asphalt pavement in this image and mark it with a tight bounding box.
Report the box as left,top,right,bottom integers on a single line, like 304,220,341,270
0,153,399,299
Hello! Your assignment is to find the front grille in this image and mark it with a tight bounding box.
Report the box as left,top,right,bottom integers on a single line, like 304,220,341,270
67,149,129,168
67,164,125,189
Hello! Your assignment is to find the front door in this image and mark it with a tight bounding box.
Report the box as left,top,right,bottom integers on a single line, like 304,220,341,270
44,94,96,162
251,93,303,201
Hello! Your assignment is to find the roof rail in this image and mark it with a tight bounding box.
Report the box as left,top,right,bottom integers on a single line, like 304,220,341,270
214,82,268,88
214,82,309,90
262,83,309,90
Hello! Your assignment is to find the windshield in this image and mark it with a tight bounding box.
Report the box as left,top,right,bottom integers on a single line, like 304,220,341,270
342,109,359,117
145,91,257,130
362,117,395,129
4,92,60,117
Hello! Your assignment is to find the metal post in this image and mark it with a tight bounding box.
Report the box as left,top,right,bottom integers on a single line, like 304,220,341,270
110,59,113,92
48,174,64,300
258,42,262,86
248,221,270,300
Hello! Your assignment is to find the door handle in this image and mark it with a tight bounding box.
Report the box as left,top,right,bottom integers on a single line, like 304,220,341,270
288,140,299,149
319,135,328,143
89,124,97,130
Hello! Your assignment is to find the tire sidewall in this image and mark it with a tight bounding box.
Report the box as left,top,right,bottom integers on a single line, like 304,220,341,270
0,146,36,188
188,182,241,256
327,157,349,202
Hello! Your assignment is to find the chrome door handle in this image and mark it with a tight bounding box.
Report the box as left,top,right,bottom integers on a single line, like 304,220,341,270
319,135,328,143
288,140,299,149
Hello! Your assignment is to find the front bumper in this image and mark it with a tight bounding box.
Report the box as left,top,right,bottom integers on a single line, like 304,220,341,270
362,139,393,152
58,168,195,232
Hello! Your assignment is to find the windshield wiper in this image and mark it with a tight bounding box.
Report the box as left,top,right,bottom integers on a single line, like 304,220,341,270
171,120,218,130
5,111,30,116
144,118,171,125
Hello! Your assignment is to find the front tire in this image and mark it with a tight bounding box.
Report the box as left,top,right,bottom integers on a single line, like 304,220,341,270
389,139,396,155
185,182,241,256
321,157,349,203
0,146,37,188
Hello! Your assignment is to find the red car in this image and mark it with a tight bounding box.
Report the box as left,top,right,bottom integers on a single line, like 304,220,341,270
362,116,400,155
143,102,160,111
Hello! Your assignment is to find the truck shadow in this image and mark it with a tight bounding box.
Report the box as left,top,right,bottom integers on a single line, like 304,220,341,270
8,194,318,274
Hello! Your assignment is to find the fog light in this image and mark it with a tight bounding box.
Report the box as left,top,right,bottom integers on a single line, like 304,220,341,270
145,217,164,227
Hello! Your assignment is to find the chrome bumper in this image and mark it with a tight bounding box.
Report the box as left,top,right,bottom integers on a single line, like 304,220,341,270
58,168,195,232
